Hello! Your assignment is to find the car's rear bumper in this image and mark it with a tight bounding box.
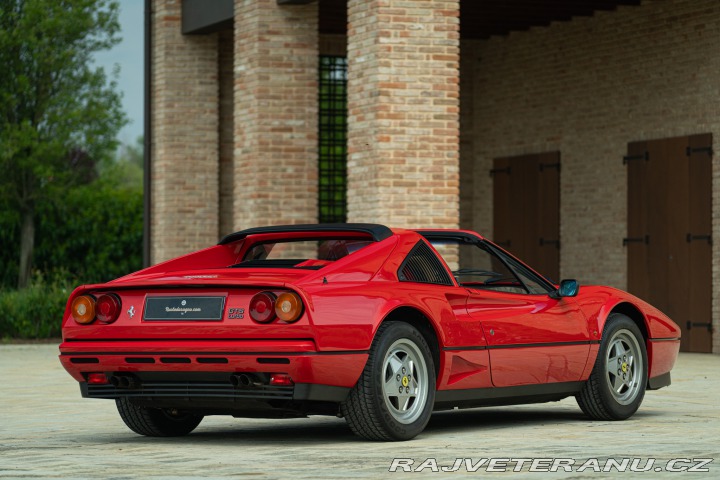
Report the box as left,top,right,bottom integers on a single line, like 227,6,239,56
59,339,367,399
78,370,350,405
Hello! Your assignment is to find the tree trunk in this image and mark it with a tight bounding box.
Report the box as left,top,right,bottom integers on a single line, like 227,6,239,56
18,209,35,289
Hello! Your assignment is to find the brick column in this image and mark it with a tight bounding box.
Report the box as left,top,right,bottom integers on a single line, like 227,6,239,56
233,0,319,230
151,0,219,263
346,0,460,228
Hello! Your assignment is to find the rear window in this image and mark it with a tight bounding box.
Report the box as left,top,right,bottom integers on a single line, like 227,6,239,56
232,238,373,269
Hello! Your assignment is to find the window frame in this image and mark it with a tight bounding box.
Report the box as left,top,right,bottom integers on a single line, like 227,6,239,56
419,232,557,296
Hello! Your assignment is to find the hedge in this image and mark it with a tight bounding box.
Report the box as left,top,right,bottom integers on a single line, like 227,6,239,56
0,276,70,339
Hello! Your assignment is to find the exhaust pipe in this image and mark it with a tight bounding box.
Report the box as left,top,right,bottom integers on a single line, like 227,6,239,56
231,373,260,388
110,374,138,389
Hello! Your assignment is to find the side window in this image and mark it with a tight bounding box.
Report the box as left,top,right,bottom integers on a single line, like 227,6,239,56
429,238,526,294
427,237,553,295
486,244,554,295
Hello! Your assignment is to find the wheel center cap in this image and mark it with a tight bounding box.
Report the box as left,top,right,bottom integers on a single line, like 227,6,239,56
401,376,409,387
621,362,628,373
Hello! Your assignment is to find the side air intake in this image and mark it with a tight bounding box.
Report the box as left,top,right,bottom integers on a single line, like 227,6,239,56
398,241,453,286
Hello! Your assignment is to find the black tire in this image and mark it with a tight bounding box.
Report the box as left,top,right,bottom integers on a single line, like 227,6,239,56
576,313,648,420
116,398,203,437
341,322,436,441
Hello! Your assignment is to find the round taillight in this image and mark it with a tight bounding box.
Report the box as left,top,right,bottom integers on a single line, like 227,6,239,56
249,291,277,323
96,293,121,324
71,295,96,324
275,292,303,323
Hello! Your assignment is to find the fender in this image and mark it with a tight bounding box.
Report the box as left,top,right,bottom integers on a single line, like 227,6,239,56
576,286,680,340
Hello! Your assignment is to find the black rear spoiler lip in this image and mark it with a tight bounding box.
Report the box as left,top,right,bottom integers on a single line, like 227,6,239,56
218,223,394,245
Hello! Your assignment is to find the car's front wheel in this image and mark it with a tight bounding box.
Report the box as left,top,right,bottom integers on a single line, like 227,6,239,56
576,313,648,420
116,398,203,437
341,321,436,441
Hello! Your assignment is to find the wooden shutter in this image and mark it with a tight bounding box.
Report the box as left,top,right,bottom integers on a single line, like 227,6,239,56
686,133,713,352
625,134,713,353
493,152,560,282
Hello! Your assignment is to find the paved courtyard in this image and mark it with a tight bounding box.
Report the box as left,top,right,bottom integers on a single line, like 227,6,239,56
0,344,718,479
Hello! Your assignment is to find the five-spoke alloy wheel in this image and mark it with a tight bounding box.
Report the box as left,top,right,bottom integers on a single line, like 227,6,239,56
577,313,648,420
381,338,430,425
341,322,435,441
604,328,643,405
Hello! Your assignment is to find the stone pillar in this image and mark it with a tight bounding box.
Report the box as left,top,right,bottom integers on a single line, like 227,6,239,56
233,0,319,229
346,0,460,228
151,0,219,263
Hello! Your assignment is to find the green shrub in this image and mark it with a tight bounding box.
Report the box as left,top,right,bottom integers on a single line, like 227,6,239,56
0,275,71,339
0,167,143,291
34,179,143,285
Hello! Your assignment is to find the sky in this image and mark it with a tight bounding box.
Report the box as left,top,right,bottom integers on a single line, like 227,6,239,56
93,0,144,145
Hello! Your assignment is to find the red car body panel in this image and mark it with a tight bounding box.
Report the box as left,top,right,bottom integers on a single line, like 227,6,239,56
59,225,680,415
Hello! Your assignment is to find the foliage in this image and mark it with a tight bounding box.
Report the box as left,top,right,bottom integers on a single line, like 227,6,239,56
34,176,143,285
0,0,127,287
0,137,144,290
102,135,144,189
0,204,20,287
0,136,143,338
0,272,70,339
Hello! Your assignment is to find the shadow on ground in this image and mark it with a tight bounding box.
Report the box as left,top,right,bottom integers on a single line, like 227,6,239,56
70,404,664,447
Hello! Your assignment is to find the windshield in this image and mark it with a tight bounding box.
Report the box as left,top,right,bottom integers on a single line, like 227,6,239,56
232,238,374,269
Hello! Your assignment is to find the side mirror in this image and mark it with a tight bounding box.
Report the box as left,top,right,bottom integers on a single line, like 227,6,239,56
551,279,579,299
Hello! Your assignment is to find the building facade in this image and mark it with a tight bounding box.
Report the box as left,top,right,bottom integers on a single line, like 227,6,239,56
147,0,719,353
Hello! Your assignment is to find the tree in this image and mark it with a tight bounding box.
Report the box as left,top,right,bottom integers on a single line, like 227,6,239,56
0,0,126,288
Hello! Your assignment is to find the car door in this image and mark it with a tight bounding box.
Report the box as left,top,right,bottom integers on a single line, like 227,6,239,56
455,240,592,387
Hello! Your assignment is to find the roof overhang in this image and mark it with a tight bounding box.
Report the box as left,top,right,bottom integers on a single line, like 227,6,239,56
182,0,234,35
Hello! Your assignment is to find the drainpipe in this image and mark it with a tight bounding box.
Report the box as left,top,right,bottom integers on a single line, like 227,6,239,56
143,0,152,267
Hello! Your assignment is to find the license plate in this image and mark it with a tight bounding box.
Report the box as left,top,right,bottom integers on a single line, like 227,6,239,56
143,296,225,321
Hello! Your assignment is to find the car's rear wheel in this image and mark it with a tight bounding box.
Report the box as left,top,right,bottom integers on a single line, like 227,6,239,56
576,313,647,420
116,398,203,437
341,321,435,441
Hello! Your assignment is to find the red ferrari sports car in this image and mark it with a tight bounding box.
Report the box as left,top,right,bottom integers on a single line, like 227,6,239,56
59,224,680,441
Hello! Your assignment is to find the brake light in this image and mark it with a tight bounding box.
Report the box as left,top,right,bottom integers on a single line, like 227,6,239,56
71,295,96,324
269,373,294,386
275,292,303,323
87,373,109,385
96,293,121,324
249,291,277,323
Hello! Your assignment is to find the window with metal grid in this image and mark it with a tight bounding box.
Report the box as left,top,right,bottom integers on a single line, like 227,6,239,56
318,56,347,223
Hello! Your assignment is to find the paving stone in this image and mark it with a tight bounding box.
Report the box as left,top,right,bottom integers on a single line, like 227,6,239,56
0,345,717,478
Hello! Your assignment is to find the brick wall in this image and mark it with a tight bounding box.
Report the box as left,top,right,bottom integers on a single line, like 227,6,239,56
465,0,720,352
151,0,219,263
346,0,461,229
232,0,319,230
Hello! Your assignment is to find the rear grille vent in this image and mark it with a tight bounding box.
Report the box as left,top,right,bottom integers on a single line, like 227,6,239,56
85,382,294,401
126,357,155,364
160,357,191,364
197,357,229,364
398,241,453,286
257,357,291,365
70,357,99,364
